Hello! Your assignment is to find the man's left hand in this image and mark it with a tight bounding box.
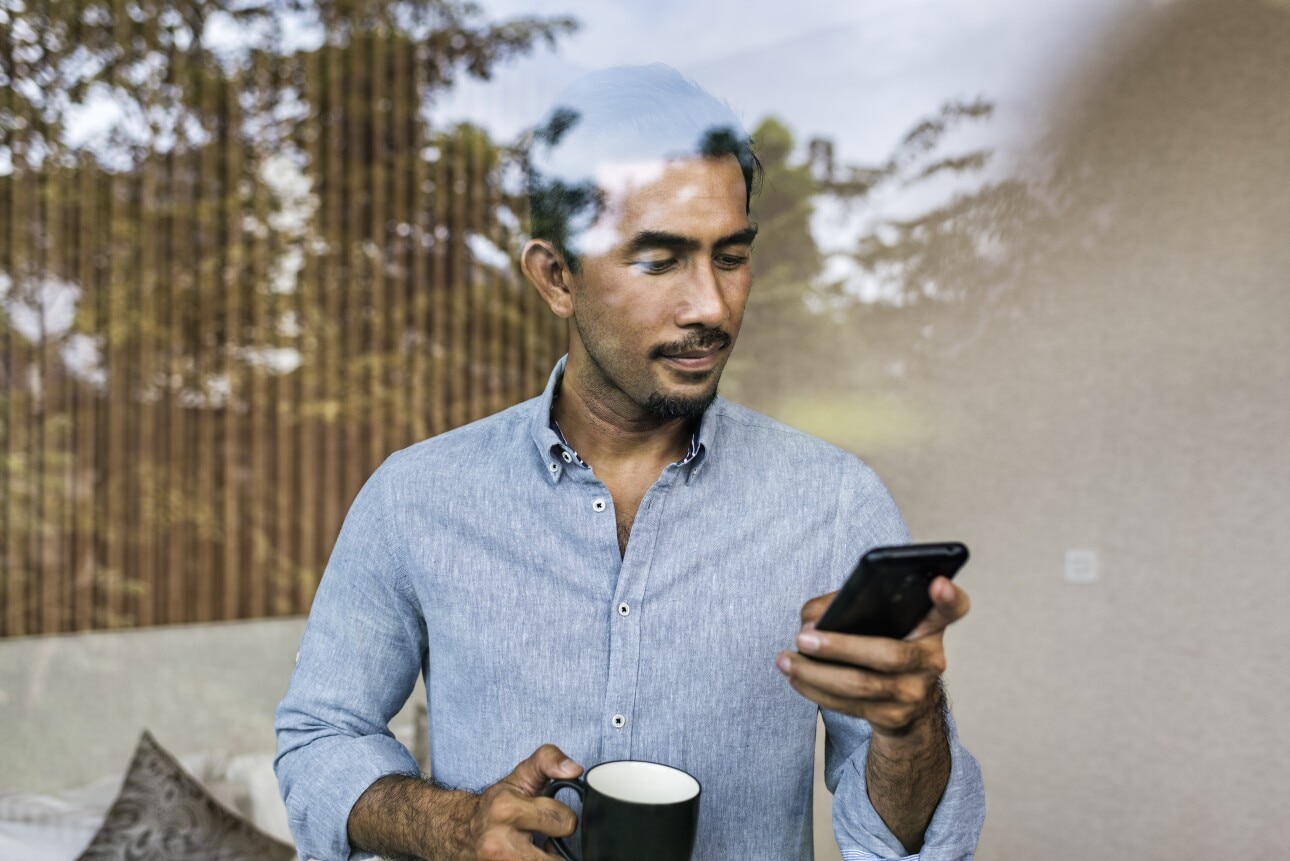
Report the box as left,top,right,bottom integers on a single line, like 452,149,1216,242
776,576,970,736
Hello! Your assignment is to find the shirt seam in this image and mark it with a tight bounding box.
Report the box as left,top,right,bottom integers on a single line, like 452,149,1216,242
374,455,417,602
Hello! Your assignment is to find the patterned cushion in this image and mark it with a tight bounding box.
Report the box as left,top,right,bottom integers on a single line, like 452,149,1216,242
76,731,295,861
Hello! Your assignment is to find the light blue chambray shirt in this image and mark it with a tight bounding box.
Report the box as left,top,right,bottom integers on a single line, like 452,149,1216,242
274,357,984,861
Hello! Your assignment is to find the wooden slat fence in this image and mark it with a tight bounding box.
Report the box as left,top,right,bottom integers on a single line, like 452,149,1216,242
0,1,564,637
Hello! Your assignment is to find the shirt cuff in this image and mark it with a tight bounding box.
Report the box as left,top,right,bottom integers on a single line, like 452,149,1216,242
281,732,422,861
832,715,985,861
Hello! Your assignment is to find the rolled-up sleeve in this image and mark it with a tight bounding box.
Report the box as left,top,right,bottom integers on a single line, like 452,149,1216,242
825,709,986,860
274,459,427,861
823,455,986,859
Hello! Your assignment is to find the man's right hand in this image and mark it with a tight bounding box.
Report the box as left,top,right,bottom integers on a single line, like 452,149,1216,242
347,744,583,861
465,744,583,859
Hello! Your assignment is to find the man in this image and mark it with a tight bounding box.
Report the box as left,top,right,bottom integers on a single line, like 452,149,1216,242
275,64,984,861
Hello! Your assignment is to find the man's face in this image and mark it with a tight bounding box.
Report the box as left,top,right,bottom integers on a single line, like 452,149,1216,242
565,154,755,420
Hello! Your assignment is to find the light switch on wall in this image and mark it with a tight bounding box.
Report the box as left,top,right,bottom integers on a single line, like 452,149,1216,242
1065,549,1099,584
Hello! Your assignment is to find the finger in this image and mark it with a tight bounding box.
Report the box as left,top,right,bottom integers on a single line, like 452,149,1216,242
906,577,971,641
503,744,583,796
786,674,926,734
495,794,578,838
795,628,945,675
778,652,937,721
777,650,901,702
800,591,836,626
784,669,887,715
477,827,563,861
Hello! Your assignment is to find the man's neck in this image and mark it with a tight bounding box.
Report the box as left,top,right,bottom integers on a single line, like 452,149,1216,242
552,377,694,474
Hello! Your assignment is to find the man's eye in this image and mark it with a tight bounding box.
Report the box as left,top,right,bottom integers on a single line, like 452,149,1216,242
716,255,749,269
636,259,676,274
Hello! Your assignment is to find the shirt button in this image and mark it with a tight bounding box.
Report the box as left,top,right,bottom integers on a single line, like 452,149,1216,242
592,498,606,512
548,462,558,473
561,451,572,463
611,714,626,729
617,602,630,617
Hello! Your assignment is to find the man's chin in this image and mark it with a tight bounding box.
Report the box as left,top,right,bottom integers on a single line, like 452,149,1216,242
643,388,717,421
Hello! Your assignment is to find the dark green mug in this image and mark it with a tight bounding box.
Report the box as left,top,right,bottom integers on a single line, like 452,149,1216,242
542,760,701,861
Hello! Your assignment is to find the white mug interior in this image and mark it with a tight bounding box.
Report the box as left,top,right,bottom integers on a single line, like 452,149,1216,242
585,761,700,805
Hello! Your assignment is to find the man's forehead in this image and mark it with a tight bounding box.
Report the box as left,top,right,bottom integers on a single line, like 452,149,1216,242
574,155,748,258
593,155,745,202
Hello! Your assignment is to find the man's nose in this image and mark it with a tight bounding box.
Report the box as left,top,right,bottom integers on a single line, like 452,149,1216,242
675,261,729,328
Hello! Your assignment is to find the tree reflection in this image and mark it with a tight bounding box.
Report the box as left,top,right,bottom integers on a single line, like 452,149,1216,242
0,0,576,635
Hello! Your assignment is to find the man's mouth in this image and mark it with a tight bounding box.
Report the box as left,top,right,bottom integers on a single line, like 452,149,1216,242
656,336,729,371
654,332,730,363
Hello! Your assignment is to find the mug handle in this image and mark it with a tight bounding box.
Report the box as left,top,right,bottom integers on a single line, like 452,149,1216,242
541,778,585,861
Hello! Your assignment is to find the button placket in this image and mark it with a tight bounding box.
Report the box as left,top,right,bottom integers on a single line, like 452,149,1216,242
600,477,675,762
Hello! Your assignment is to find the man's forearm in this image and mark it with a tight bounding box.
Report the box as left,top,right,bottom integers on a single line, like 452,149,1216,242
865,691,951,853
347,774,479,861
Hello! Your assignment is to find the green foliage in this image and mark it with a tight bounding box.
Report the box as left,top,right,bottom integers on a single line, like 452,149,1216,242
726,99,1046,418
0,0,577,635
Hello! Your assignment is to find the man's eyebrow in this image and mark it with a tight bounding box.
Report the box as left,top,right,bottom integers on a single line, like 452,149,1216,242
624,226,759,256
715,226,758,247
624,231,701,255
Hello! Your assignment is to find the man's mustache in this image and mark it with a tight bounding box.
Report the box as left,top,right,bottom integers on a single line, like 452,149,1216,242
651,329,731,359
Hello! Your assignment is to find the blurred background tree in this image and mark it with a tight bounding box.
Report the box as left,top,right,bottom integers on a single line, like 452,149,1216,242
0,0,576,635
728,101,1020,426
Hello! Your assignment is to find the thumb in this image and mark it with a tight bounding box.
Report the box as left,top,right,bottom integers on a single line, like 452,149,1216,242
906,576,971,641
504,744,583,796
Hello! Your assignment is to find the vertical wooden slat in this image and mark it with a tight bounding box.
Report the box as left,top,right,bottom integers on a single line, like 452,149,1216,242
413,47,435,441
311,29,345,608
2,14,26,636
101,0,127,629
267,47,290,616
222,65,244,622
194,38,218,625
16,39,34,637
449,134,468,428
164,25,191,628
293,45,323,613
430,135,449,437
341,23,365,530
465,132,483,421
136,84,160,629
63,142,85,634
396,40,420,445
38,103,65,635
28,94,47,634
265,47,293,617
74,151,99,634
389,37,411,450
371,21,389,464
0,11,11,638
481,135,506,416
248,49,271,621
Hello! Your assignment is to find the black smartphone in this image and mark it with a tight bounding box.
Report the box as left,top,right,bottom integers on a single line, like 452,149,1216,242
813,542,969,640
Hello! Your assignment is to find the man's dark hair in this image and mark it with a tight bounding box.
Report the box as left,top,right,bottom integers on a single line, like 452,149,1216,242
527,64,762,273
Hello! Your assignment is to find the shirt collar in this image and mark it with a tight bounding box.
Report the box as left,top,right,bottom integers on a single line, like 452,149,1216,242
529,355,712,483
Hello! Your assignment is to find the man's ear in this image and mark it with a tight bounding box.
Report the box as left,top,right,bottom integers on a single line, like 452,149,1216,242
521,239,575,319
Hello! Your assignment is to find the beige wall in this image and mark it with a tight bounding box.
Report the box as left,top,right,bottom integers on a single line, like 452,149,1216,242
771,1,1290,856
